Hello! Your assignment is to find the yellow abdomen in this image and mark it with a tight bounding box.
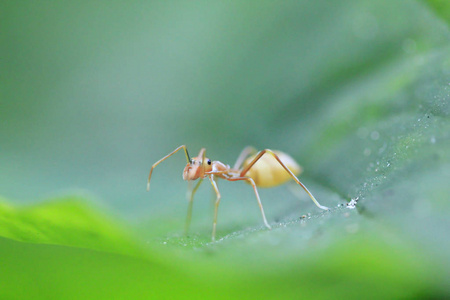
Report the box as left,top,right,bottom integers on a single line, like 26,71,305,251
243,150,302,188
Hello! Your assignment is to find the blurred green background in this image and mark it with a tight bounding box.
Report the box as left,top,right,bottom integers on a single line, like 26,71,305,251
1,0,450,299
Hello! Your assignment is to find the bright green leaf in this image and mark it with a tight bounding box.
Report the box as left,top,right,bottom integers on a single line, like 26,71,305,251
1,0,449,299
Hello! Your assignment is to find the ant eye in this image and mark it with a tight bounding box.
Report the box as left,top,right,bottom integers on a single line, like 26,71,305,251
207,159,211,165
191,159,195,165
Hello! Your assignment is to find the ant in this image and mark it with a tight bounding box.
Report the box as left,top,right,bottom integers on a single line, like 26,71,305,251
147,145,329,241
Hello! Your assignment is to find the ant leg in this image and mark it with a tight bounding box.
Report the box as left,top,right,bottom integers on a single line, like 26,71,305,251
185,178,203,235
226,176,271,230
210,180,218,214
147,145,191,191
233,146,257,170
208,175,221,242
240,149,329,210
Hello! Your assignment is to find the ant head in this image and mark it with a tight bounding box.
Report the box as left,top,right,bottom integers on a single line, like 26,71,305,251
182,151,212,181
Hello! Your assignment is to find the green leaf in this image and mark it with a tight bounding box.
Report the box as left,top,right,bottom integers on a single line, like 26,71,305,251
0,200,442,299
423,0,450,24
1,0,449,299
0,196,145,257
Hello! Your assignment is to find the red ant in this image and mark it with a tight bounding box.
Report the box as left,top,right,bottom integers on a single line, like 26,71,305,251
147,145,329,241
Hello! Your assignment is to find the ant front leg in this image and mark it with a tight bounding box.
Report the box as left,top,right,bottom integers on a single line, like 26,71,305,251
185,178,203,236
147,145,191,191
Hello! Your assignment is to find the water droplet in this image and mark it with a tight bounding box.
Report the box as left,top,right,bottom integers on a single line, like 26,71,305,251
347,197,358,209
430,136,436,144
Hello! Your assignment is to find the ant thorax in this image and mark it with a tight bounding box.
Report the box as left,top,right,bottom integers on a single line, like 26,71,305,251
211,161,229,172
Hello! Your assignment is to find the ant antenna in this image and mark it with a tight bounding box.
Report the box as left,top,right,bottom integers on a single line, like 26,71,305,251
185,148,191,164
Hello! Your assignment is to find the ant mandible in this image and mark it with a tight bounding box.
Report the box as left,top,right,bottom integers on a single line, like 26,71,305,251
147,145,329,241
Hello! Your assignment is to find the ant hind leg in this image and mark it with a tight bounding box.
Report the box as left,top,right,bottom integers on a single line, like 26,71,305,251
240,149,329,211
